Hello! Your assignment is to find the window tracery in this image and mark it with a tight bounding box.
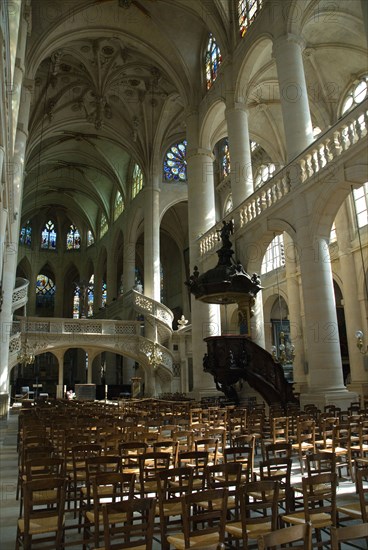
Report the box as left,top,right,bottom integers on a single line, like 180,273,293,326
261,234,285,274
66,224,81,250
100,214,108,238
164,140,187,181
36,274,56,310
20,220,32,247
254,163,276,188
132,163,144,198
342,75,368,115
87,230,94,247
238,0,263,37
41,220,57,250
222,139,231,178
205,33,222,90
114,191,124,220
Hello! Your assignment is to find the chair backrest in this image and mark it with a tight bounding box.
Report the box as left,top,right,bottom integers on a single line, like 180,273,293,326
25,456,65,480
356,466,368,522
236,480,280,545
194,438,219,464
102,496,156,550
204,462,242,490
330,522,368,549
223,445,254,482
257,522,312,549
181,487,229,548
156,466,194,507
262,441,292,461
302,472,337,526
22,476,66,547
259,457,293,512
305,451,337,477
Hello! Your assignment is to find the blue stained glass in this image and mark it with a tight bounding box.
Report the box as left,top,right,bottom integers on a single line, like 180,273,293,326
205,33,222,90
163,139,187,182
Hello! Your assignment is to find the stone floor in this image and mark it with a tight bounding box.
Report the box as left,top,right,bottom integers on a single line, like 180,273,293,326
0,407,366,549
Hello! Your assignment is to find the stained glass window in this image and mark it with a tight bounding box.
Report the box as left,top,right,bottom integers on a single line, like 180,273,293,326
261,234,285,274
41,220,57,250
342,75,368,115
205,33,222,90
330,221,337,243
238,0,263,38
87,230,94,247
36,274,56,310
101,280,107,307
73,286,80,319
66,224,81,250
88,275,94,317
20,220,32,247
164,140,187,182
100,214,108,238
132,163,144,198
114,191,124,220
222,139,231,178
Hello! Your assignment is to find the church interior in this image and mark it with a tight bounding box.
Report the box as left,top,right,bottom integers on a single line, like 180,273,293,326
0,1,368,548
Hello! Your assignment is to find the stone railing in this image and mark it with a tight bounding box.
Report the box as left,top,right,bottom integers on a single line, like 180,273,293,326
17,317,142,336
199,99,368,257
12,277,29,312
130,290,174,328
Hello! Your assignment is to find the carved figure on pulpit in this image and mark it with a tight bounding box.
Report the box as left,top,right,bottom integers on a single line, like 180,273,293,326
217,220,234,248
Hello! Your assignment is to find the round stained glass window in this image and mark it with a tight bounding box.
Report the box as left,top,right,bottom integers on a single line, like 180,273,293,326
164,140,187,182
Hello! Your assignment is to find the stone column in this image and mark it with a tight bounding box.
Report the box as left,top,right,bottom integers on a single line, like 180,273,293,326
54,349,65,398
225,103,254,206
12,11,28,148
273,34,314,161
0,81,33,395
186,111,221,400
335,204,368,398
296,220,357,409
123,242,136,293
106,251,117,304
144,177,161,302
283,233,307,391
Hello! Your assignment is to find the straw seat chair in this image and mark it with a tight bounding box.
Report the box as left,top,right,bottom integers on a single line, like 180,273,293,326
16,476,66,550
330,522,368,549
257,523,312,549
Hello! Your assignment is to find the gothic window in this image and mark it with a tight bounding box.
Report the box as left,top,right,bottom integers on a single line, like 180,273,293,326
205,33,222,90
254,163,276,188
88,274,94,317
238,0,263,37
73,286,80,319
222,139,231,178
353,182,368,228
132,163,144,198
250,140,258,152
36,274,56,310
342,75,368,115
66,224,81,250
114,191,124,220
41,220,57,250
101,280,107,307
224,194,233,216
20,220,32,246
87,230,94,247
261,234,285,274
100,213,108,238
164,140,187,181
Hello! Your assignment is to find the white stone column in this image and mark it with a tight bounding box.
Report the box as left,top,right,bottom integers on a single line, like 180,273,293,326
250,292,265,348
106,250,117,303
297,227,357,409
186,111,221,399
0,81,33,395
225,104,254,206
283,233,307,391
273,34,314,161
335,204,368,397
54,349,65,398
123,242,136,293
12,11,28,148
144,177,161,302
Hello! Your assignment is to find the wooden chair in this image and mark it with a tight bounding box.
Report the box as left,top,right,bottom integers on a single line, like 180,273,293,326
152,440,179,468
291,419,316,473
167,487,228,549
225,480,280,547
281,472,337,549
330,522,368,549
16,477,66,550
137,451,171,498
118,441,147,474
257,523,312,549
83,471,136,548
258,457,294,513
69,443,102,514
194,437,219,465
102,496,156,550
19,457,65,515
177,450,209,488
156,466,194,550
337,465,368,523
224,444,254,483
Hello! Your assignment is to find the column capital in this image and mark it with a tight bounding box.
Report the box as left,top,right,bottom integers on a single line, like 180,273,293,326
225,101,248,116
186,147,215,161
22,78,35,93
272,33,306,58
